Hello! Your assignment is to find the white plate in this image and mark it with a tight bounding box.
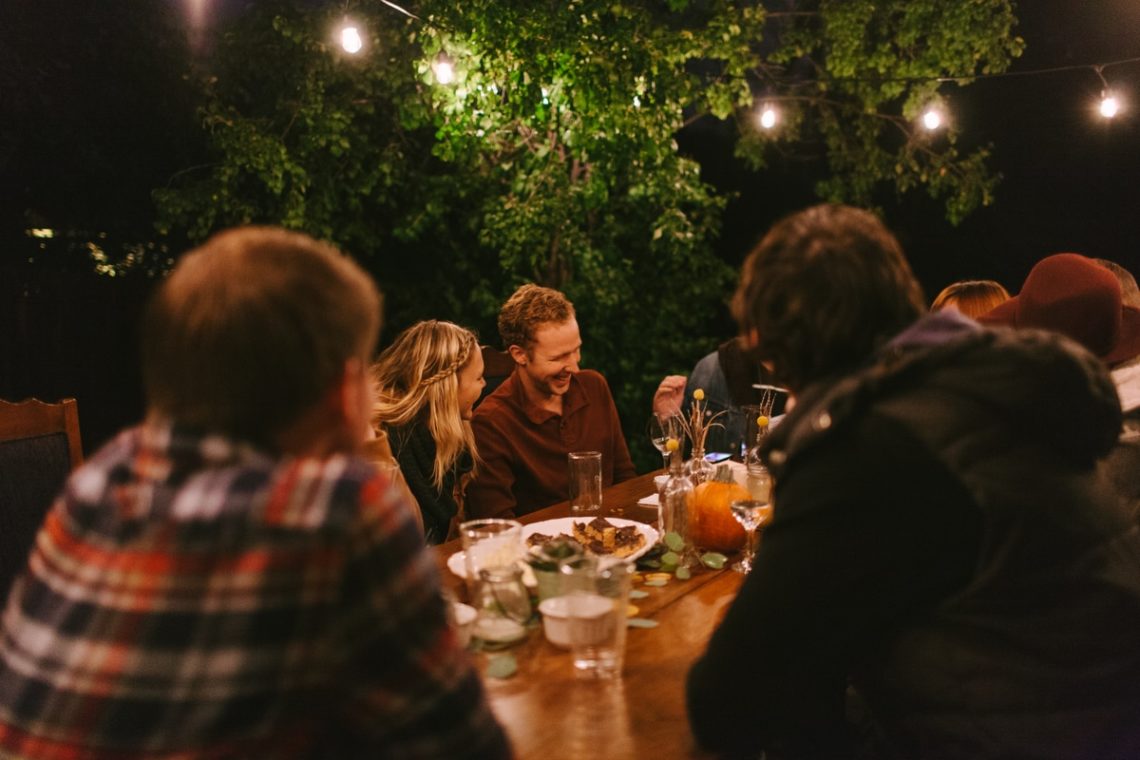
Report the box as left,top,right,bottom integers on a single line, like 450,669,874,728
521,517,659,563
446,551,537,587
446,517,659,580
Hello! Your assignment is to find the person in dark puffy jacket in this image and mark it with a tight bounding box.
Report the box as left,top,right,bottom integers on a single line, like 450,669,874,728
687,205,1140,759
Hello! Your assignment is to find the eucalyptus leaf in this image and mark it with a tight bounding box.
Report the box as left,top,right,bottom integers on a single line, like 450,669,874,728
644,579,668,587
664,532,685,552
627,618,659,628
661,551,680,566
629,589,650,599
700,552,728,570
486,654,518,679
675,566,692,580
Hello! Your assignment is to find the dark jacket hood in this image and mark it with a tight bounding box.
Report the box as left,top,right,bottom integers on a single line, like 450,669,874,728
768,311,1122,470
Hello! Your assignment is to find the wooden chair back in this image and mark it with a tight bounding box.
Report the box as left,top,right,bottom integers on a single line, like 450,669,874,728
0,398,83,602
478,345,516,406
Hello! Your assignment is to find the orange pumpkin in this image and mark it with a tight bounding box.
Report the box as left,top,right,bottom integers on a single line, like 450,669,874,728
690,464,751,552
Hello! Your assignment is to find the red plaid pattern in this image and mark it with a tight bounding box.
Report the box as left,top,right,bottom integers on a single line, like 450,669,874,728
0,424,509,759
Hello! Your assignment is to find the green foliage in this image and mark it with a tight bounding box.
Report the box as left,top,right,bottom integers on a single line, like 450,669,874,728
746,0,1023,223
155,0,1021,470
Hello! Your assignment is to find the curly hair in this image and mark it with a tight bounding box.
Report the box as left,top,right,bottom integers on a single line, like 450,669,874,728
370,321,480,489
732,205,925,392
930,280,1011,319
497,284,575,351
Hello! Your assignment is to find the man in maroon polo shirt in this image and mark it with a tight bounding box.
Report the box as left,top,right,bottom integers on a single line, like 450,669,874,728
467,284,637,518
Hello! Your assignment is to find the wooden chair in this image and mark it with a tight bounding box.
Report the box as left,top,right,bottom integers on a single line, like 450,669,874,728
0,398,83,603
478,345,516,406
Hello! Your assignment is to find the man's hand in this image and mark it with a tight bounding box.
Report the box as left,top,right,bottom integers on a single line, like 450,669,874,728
652,375,688,418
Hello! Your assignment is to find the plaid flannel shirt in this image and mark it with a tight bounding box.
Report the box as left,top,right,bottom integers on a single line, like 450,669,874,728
0,424,510,759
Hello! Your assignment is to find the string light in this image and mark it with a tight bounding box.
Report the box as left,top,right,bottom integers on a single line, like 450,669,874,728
758,104,778,129
339,24,363,54
922,107,943,131
1094,67,1122,119
1100,93,1121,118
432,53,456,84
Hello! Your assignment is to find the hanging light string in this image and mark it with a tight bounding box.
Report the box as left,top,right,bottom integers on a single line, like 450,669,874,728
787,55,1140,85
339,2,1138,124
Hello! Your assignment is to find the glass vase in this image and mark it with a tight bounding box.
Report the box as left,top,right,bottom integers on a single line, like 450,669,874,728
684,445,715,486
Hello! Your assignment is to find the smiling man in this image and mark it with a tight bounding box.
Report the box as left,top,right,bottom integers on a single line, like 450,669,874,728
467,284,636,518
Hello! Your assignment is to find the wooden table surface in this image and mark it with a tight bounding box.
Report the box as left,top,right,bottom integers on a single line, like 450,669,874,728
434,472,744,759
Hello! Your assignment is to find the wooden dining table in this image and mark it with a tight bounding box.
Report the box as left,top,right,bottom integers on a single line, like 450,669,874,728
434,472,745,759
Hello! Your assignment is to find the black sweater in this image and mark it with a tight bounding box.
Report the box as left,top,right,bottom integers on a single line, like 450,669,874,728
386,419,472,545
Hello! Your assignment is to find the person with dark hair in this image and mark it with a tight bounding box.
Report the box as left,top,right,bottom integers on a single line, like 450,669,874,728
929,278,1010,319
467,283,636,518
687,205,1140,758
652,336,786,457
0,227,509,759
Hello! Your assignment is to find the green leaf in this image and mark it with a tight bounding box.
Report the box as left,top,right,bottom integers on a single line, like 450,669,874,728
644,579,668,587
700,552,727,570
675,566,692,580
627,617,659,628
629,589,650,599
661,551,680,566
486,654,518,679
664,532,685,552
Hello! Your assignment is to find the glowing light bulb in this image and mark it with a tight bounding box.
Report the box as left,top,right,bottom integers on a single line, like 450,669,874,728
340,25,363,54
432,54,456,85
922,108,942,131
1100,94,1120,118
759,105,778,130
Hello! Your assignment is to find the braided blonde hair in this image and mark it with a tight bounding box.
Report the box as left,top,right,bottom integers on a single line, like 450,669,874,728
371,320,480,489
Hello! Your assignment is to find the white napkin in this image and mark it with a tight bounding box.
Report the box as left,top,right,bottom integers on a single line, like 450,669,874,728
637,492,660,507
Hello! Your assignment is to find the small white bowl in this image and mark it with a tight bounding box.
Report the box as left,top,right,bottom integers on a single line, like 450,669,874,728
539,594,613,649
451,602,477,649
654,474,669,491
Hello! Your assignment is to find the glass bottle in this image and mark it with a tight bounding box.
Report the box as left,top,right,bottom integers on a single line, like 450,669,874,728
744,416,773,503
662,443,694,544
684,444,715,486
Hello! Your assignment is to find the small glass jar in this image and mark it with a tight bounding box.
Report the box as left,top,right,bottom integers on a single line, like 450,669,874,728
472,565,532,645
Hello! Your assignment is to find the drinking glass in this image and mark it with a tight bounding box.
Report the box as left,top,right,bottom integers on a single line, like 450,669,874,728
729,498,774,574
646,414,684,470
568,451,603,514
460,518,523,593
560,558,632,679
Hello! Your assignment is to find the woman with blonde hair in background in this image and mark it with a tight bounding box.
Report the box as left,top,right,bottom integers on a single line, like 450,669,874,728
371,320,485,544
930,279,1011,319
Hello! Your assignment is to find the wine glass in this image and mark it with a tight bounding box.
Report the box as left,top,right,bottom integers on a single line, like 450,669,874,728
730,498,774,574
647,413,683,470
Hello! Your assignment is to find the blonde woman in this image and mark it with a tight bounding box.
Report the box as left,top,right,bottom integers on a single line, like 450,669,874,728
371,321,485,544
